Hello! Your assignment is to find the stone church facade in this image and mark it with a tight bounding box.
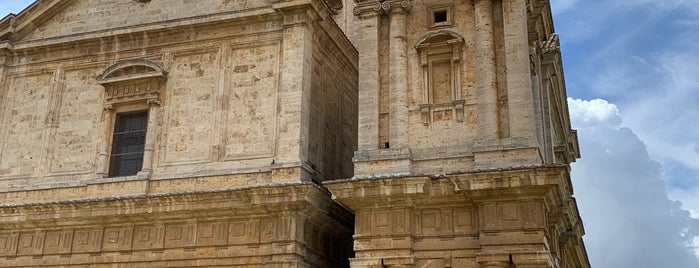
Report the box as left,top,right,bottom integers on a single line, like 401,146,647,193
0,0,589,267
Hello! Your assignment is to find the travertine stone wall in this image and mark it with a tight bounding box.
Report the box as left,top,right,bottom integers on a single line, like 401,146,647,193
348,0,555,177
327,166,588,268
0,0,357,194
22,0,272,42
0,184,354,267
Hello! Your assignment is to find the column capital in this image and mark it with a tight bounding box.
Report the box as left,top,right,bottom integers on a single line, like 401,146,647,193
353,0,411,17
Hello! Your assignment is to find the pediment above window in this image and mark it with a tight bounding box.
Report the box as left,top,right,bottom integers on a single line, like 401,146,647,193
97,59,166,84
97,59,167,104
415,30,464,51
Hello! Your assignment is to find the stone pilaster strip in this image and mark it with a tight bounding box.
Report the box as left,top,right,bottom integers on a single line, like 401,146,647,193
474,0,499,141
387,2,409,148
504,0,537,142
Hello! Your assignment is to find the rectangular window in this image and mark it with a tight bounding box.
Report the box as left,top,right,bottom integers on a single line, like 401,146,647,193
109,111,148,177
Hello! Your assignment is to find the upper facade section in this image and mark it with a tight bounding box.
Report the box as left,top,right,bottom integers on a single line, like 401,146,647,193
330,0,579,177
0,0,358,201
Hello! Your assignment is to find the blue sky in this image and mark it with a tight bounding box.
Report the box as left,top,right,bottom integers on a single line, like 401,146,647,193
2,0,698,267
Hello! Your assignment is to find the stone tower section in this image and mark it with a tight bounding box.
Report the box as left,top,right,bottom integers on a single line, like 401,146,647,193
327,0,590,267
0,0,357,266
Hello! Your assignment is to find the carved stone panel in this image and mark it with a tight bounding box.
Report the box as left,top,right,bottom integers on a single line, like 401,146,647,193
162,49,219,165
453,208,474,233
101,226,133,252
49,67,103,174
0,233,18,256
164,223,196,248
196,221,228,247
71,228,103,253
0,72,52,176
43,229,73,254
223,42,280,160
228,219,259,245
259,218,276,243
132,225,164,250
16,231,44,256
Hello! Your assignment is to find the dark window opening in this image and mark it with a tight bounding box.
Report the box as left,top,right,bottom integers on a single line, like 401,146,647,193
384,142,390,149
434,10,448,23
109,111,148,177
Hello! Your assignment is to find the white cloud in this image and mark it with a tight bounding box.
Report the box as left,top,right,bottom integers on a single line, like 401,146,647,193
569,98,699,267
568,98,621,128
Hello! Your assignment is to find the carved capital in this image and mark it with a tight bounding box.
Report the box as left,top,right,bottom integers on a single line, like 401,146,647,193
147,98,161,107
354,0,412,17
538,34,560,54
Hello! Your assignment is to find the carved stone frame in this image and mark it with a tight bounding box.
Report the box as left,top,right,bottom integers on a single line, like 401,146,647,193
415,30,465,125
95,59,167,179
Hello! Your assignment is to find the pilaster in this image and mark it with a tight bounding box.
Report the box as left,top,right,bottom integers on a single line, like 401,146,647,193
277,8,316,178
474,0,499,142
387,1,411,149
503,0,537,143
95,105,114,178
354,11,381,151
137,98,160,178
352,0,413,177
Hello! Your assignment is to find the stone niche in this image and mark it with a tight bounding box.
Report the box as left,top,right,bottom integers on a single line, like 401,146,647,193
415,30,466,125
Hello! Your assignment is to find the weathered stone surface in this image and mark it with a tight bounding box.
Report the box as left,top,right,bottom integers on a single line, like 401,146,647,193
0,0,587,267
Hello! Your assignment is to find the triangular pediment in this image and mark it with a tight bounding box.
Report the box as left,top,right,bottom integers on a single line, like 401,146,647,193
1,0,277,43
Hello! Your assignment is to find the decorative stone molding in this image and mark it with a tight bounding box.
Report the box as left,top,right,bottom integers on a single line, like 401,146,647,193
539,34,560,54
353,0,412,17
97,59,167,105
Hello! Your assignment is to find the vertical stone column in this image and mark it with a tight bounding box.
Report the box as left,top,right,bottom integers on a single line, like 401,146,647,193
138,98,160,177
387,1,410,148
474,0,499,141
356,11,381,150
276,9,314,171
96,104,114,178
503,0,536,142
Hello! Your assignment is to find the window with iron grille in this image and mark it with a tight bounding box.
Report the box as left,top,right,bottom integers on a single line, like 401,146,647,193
109,111,148,177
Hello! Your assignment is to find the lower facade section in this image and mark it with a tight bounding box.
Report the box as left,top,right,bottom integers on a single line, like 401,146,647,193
326,166,590,268
0,183,354,268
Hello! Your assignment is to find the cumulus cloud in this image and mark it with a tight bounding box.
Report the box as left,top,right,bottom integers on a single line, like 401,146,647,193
568,98,622,128
569,98,699,267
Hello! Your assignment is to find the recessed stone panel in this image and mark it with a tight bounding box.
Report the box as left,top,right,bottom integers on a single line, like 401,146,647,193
196,221,228,247
223,42,279,160
17,232,44,256
49,66,103,174
161,49,220,165
132,225,164,250
0,71,52,177
164,223,196,248
453,208,474,233
101,226,133,252
0,233,18,256
72,228,103,253
228,219,258,244
43,229,73,254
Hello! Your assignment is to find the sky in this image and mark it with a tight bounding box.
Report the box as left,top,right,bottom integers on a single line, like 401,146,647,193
2,0,699,267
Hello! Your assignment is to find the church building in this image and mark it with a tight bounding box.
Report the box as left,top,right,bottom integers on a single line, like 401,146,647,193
0,0,589,267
